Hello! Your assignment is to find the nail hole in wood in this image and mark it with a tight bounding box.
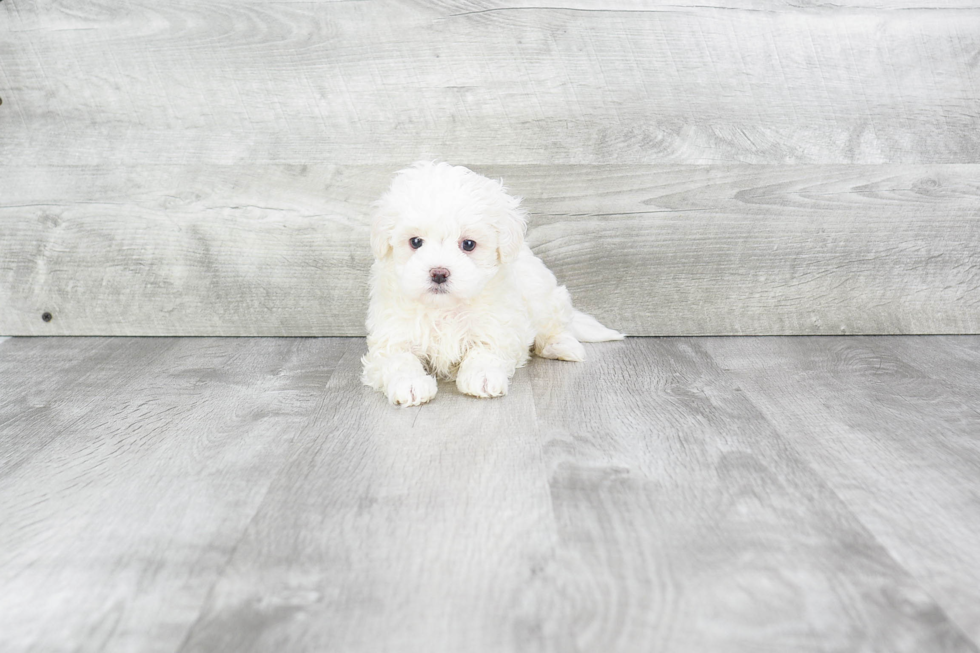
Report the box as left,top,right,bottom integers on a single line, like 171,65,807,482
42,312,53,322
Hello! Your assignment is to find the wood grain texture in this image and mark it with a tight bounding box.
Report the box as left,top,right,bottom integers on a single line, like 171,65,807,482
2,0,979,165
178,341,557,653
0,337,349,653
3,0,979,334
2,336,980,652
702,336,980,643
0,337,174,482
1,163,977,335
522,337,975,652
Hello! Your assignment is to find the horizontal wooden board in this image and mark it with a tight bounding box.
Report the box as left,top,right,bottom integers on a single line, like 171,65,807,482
1,163,977,335
3,1,979,334
1,1,979,165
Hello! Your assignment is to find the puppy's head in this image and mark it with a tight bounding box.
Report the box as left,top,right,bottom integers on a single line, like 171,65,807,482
370,161,526,303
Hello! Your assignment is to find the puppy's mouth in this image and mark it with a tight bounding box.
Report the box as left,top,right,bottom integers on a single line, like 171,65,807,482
428,284,451,295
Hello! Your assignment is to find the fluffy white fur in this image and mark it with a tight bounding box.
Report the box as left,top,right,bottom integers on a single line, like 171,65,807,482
362,161,624,406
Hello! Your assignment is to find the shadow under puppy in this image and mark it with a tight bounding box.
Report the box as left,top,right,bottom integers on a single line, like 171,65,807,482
362,161,624,406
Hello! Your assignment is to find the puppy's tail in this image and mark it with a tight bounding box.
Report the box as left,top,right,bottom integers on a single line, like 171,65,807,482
569,310,626,342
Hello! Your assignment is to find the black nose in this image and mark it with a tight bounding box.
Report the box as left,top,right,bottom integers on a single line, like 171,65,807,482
430,268,450,284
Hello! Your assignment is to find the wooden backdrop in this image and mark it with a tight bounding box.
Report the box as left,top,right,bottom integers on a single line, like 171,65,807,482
1,0,978,336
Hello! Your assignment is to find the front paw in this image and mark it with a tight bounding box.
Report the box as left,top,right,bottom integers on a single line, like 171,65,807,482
456,366,509,398
386,374,437,406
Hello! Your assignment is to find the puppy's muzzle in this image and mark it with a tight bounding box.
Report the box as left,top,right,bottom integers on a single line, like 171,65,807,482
430,268,451,285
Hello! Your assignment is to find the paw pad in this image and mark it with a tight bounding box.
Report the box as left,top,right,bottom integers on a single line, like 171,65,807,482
387,374,437,406
457,367,508,398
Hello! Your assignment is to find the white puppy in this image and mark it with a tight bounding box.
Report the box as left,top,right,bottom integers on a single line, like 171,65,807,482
362,161,624,406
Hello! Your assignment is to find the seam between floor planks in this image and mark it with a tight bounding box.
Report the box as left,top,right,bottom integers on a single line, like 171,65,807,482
175,339,553,653
699,335,980,645
692,337,980,647
171,338,365,653
0,337,356,653
2,337,979,652
523,337,978,652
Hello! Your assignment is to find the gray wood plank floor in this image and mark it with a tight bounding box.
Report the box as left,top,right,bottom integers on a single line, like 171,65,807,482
1,336,978,652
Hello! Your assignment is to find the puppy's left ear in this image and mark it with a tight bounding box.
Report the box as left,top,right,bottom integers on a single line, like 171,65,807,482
495,191,528,263
370,202,397,260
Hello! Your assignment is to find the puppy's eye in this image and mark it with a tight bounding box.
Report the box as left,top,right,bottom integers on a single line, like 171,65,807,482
409,237,423,249
461,239,476,252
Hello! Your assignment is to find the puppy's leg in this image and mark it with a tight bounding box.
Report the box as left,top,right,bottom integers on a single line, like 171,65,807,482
362,349,437,406
512,251,588,362
456,349,513,399
535,330,586,362
530,284,586,362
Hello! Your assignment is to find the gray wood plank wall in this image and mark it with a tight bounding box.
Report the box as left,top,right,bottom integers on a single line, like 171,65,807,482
1,1,978,335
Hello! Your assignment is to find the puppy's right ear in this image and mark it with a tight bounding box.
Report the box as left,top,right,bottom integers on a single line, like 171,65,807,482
370,203,397,260
494,190,528,264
